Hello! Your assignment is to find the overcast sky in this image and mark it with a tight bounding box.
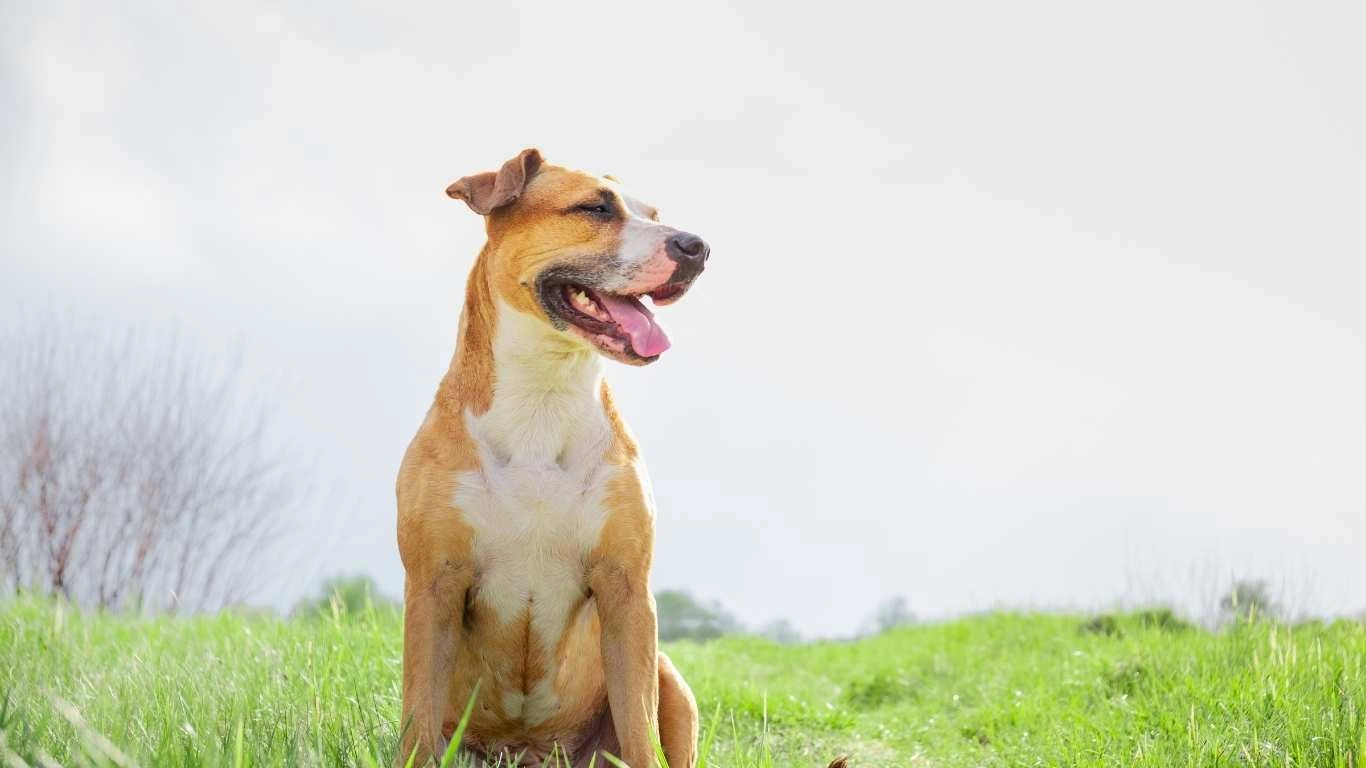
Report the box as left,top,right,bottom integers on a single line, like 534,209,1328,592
3,0,1364,634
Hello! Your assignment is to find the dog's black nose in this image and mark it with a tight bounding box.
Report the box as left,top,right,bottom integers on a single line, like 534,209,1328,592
666,232,709,280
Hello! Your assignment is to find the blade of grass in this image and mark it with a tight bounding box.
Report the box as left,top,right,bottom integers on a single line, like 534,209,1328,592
439,681,481,768
696,701,722,768
232,719,245,768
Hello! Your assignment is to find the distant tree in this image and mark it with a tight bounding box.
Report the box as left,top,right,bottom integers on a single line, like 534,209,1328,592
862,596,916,635
655,589,743,641
759,618,802,645
1220,580,1278,623
0,319,297,613
292,575,396,619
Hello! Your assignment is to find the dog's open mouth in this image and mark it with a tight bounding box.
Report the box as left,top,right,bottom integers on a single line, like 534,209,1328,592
540,278,691,363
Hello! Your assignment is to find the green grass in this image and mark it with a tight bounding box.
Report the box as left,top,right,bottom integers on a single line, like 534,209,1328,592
2,597,1363,767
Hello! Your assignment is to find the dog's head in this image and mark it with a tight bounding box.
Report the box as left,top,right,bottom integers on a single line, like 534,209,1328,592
447,148,708,365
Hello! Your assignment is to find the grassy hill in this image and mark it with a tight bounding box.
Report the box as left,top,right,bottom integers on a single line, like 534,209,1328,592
1,598,1363,767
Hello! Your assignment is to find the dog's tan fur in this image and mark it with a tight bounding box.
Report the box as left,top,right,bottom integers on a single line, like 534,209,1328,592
397,150,699,767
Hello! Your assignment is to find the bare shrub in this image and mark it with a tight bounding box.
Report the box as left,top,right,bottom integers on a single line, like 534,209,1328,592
0,319,295,612
861,595,916,636
1219,579,1279,624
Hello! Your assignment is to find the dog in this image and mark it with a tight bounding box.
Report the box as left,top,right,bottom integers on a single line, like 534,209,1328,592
396,149,707,767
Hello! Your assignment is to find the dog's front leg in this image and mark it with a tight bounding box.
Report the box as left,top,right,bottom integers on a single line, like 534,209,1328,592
590,466,662,768
399,557,472,766
592,557,660,767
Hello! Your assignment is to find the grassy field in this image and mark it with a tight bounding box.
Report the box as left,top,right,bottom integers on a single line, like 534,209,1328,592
1,598,1363,767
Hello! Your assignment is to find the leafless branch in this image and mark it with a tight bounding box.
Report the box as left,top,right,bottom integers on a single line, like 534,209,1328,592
0,317,296,612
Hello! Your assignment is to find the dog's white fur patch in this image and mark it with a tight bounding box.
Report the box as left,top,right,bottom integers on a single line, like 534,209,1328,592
452,301,618,724
604,193,671,293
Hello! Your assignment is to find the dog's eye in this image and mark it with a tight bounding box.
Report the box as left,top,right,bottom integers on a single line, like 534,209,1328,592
573,202,615,218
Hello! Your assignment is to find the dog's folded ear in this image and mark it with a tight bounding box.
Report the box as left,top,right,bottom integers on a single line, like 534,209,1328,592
446,148,544,215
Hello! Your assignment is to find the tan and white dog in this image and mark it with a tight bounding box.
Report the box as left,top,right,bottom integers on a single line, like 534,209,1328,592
396,149,707,767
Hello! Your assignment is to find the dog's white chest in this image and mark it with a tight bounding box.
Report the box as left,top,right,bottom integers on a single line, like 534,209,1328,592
451,303,619,628
454,456,614,617
456,301,619,600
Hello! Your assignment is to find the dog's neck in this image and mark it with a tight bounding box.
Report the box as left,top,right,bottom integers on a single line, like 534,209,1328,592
439,252,609,466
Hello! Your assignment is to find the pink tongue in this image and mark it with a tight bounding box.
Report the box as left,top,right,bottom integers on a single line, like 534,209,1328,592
595,293,671,357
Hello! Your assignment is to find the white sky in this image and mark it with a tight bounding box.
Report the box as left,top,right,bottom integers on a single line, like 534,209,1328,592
3,0,1364,634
